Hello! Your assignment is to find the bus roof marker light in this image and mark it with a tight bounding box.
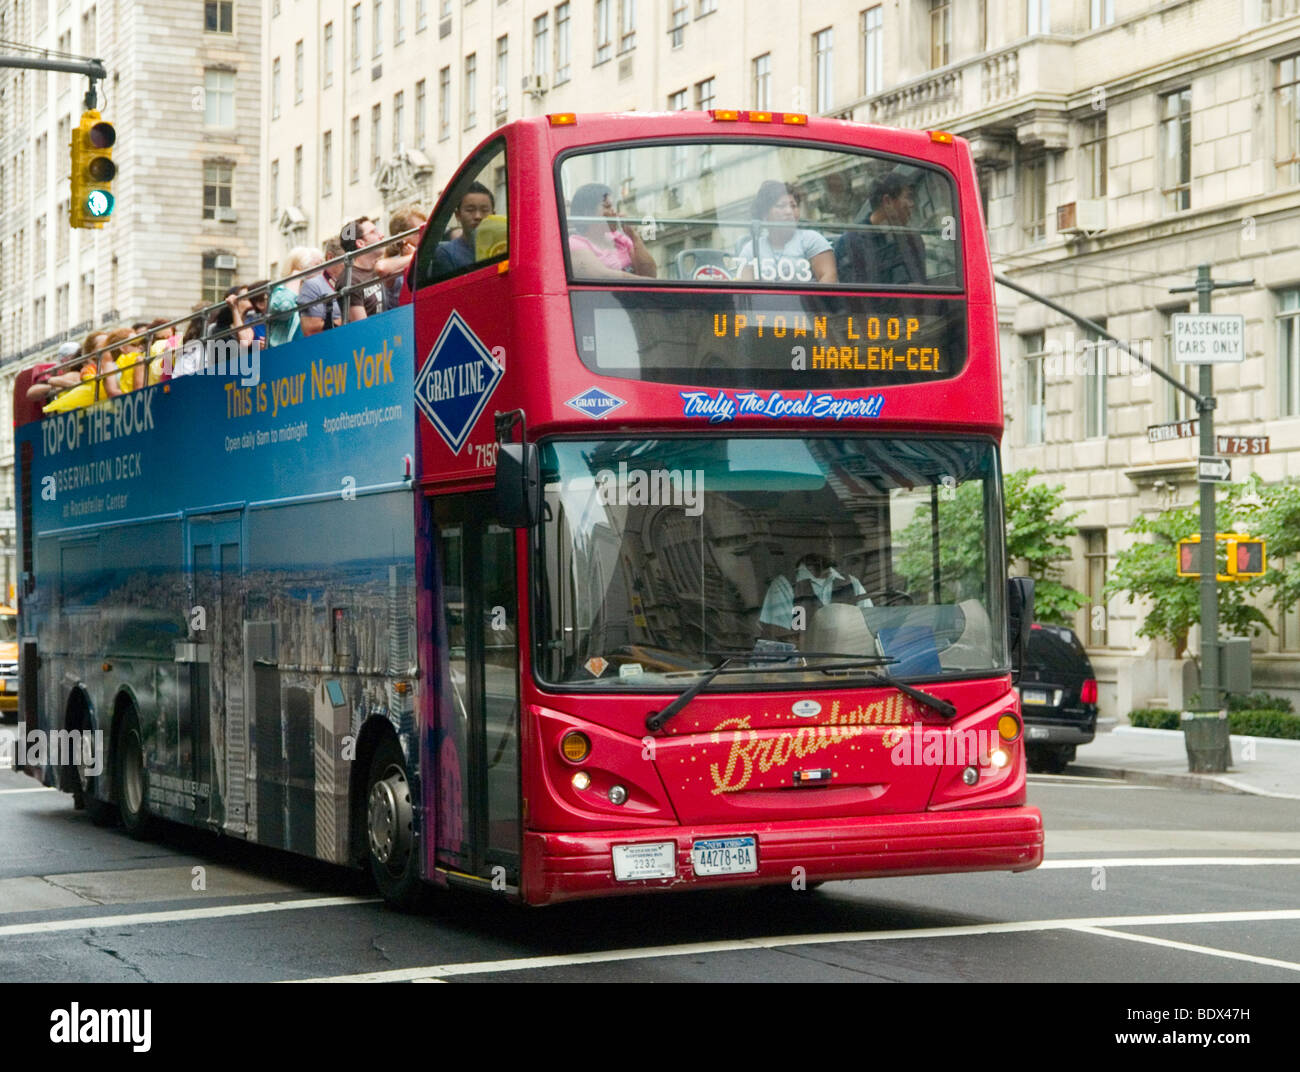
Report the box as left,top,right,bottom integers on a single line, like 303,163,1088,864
748,111,773,123
781,112,808,125
929,130,955,144
548,113,577,126
710,109,741,121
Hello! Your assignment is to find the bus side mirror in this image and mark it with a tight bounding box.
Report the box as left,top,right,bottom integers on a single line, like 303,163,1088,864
1007,576,1035,683
495,442,541,528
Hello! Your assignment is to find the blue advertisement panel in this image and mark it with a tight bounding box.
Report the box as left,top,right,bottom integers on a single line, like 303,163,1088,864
20,309,415,529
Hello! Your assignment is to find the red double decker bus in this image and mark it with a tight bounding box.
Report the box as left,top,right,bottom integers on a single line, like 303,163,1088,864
16,111,1042,907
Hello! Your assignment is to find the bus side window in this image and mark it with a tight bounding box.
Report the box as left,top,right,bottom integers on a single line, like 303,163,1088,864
414,141,508,289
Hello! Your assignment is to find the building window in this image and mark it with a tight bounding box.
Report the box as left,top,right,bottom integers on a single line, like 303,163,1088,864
270,158,279,215
204,70,235,127
1084,322,1108,439
1027,0,1050,34
373,0,384,56
618,0,636,53
415,78,427,148
33,298,45,341
669,0,686,48
668,87,686,111
439,65,450,139
532,16,548,82
1160,87,1191,211
393,91,405,150
813,27,833,113
464,53,477,129
929,0,950,68
293,145,303,204
752,53,770,110
205,1,233,33
324,22,335,87
1083,529,1108,647
555,3,571,84
1163,306,1195,422
1279,288,1300,417
371,103,382,172
1275,54,1300,185
80,271,95,318
395,0,405,44
417,0,428,32
81,6,97,54
1090,0,1114,28
1079,115,1107,199
34,214,46,274
1020,154,1046,242
594,0,612,63
294,40,304,104
862,6,882,95
34,133,47,194
272,57,281,118
350,115,361,181
203,161,233,219
1022,332,1046,445
352,4,362,69
202,253,236,304
694,77,715,112
697,0,715,14
322,130,333,197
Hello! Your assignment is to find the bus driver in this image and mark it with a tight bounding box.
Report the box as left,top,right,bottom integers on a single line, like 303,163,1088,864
758,549,873,644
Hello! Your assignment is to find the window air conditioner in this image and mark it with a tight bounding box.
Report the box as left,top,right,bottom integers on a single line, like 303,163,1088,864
214,254,238,271
1056,199,1106,235
215,206,237,222
522,74,546,98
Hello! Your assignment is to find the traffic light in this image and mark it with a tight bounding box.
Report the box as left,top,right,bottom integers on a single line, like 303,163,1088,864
1226,537,1266,578
69,110,116,229
1177,538,1198,577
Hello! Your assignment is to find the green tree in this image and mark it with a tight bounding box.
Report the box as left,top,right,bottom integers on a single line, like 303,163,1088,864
1232,473,1300,614
896,468,1087,627
1104,489,1272,659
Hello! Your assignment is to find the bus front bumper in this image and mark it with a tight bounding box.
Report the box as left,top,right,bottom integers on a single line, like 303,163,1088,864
521,806,1043,906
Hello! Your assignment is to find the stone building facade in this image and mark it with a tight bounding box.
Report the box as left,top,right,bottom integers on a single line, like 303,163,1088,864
0,0,264,598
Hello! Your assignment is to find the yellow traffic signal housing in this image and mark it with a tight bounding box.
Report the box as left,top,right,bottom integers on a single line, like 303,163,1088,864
1176,533,1266,581
1226,537,1266,578
69,110,116,230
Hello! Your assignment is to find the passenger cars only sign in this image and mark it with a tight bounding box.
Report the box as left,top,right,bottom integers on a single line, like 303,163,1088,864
1172,314,1245,364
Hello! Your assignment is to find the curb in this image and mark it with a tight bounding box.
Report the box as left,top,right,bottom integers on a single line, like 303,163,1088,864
1065,763,1249,795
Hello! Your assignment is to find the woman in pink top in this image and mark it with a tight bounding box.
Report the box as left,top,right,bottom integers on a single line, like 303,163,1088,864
567,183,657,279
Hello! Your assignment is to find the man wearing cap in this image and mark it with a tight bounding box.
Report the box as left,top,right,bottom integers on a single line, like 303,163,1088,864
26,340,89,403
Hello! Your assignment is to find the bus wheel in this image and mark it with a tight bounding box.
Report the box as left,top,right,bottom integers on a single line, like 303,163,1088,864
116,710,158,840
365,738,423,909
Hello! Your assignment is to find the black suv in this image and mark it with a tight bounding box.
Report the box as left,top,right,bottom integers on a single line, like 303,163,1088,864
1019,623,1098,773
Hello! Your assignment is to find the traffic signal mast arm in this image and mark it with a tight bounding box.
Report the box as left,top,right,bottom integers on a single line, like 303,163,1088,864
0,54,107,109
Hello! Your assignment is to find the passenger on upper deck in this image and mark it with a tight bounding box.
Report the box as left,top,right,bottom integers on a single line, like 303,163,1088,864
737,181,837,284
300,236,345,334
26,341,86,404
267,247,324,347
432,184,495,276
379,204,428,308
340,216,387,319
834,170,927,286
566,183,657,279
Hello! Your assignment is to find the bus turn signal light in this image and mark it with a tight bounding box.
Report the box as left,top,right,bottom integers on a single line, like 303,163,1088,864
997,714,1022,742
561,731,591,763
548,113,577,126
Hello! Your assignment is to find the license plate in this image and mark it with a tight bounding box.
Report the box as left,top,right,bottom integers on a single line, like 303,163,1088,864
1027,725,1050,739
612,841,676,881
1021,688,1049,706
692,836,758,876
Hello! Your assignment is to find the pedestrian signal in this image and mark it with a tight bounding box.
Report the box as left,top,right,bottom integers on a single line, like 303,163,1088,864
69,110,116,229
1226,538,1266,578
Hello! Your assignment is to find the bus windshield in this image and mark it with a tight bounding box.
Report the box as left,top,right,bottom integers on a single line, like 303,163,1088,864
537,436,1005,690
558,140,960,288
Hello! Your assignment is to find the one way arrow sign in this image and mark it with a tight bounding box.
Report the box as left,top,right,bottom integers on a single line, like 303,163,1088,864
1198,455,1232,482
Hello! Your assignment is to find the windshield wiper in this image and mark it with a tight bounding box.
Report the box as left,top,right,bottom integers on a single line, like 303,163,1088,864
864,670,956,720
644,650,895,733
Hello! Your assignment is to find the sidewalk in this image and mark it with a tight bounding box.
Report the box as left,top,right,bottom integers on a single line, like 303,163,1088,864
1068,724,1300,799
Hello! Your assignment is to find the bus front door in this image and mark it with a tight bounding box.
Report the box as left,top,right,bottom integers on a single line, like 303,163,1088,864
186,514,244,833
431,495,521,889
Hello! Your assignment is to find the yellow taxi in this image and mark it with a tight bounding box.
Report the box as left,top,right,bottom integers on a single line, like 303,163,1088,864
0,605,17,718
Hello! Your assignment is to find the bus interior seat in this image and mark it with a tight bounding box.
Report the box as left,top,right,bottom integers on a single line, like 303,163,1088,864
674,249,731,280
803,602,876,659
938,600,990,669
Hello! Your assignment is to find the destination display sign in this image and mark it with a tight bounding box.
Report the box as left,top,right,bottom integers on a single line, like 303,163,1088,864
570,291,966,390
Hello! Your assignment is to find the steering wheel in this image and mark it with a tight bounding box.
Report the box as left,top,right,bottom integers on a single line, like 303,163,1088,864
861,588,913,607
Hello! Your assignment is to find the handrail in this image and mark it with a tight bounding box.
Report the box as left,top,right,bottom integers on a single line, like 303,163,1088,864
37,225,423,406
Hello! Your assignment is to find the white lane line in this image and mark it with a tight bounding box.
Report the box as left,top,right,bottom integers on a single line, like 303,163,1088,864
1071,925,1300,974
292,908,1300,983
0,787,57,794
0,895,377,938
1027,778,1163,790
1039,857,1300,869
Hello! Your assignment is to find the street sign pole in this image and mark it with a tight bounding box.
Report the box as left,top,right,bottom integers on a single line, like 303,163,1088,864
1170,264,1254,771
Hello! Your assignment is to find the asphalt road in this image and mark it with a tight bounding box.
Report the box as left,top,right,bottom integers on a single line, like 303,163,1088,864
3,719,1297,991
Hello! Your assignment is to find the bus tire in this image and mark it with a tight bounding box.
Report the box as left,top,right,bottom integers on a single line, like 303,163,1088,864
65,702,116,826
365,736,423,910
115,709,158,840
